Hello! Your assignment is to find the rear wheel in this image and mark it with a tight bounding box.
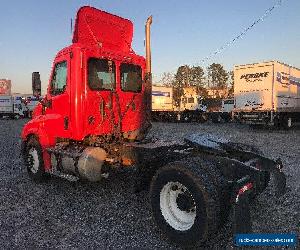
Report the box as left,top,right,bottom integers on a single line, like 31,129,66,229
150,159,220,246
24,137,47,181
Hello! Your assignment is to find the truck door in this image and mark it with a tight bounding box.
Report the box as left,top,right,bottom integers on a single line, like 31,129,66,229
43,57,71,139
84,57,115,136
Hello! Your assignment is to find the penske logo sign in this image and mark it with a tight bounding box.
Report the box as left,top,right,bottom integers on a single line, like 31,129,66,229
240,72,269,82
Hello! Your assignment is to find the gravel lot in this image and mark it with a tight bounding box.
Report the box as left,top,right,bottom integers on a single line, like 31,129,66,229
0,119,299,249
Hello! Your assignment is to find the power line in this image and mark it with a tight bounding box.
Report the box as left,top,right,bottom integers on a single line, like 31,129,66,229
198,0,283,65
155,0,284,83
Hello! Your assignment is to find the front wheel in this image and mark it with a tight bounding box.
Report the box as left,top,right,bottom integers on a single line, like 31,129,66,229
150,160,220,246
23,137,47,181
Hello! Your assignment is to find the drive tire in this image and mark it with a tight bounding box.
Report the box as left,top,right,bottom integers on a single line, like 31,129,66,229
24,137,47,182
150,159,220,247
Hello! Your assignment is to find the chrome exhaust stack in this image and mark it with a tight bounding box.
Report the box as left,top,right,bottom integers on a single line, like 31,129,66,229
139,15,153,140
145,16,152,75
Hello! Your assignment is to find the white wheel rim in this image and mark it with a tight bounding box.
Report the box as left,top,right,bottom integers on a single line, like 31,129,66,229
28,148,39,174
160,181,196,231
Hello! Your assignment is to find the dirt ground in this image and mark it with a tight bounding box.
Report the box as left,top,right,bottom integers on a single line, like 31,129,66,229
0,119,299,249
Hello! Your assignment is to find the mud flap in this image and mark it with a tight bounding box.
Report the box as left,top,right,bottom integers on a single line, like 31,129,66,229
273,158,286,197
232,175,253,234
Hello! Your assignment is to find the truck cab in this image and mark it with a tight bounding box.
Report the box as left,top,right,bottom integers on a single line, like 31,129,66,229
22,6,152,171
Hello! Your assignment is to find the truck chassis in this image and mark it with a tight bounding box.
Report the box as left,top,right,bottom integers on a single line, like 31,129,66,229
21,132,286,246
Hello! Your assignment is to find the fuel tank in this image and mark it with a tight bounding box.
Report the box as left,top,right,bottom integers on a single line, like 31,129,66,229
51,147,107,182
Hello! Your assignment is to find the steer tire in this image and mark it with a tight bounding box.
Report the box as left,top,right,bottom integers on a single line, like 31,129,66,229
150,159,220,247
24,137,47,182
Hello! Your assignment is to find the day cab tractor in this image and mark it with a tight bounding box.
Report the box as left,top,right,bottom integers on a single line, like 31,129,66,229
21,6,286,246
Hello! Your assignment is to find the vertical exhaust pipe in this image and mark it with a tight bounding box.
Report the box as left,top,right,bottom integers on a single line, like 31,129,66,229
145,16,152,75
139,15,153,140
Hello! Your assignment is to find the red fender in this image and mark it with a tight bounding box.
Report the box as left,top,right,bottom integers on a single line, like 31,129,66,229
21,119,55,171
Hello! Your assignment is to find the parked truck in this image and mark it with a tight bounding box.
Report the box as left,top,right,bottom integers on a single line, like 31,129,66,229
24,95,40,118
233,61,300,128
0,95,26,119
151,85,206,122
201,98,234,123
21,6,286,246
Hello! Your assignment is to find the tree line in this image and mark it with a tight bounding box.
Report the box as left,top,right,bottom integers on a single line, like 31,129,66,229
159,63,234,106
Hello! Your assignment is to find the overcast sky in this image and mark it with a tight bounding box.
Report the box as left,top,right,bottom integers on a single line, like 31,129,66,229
0,0,299,94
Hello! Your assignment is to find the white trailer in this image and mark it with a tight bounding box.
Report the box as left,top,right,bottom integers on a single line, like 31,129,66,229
233,61,300,128
151,86,176,121
0,95,26,119
151,86,206,122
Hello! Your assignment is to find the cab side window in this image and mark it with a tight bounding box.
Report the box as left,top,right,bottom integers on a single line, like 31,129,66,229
88,58,116,90
120,63,142,92
50,61,67,95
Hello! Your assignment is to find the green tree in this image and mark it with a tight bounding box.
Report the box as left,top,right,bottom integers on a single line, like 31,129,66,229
174,65,190,87
171,65,207,107
160,72,175,87
190,66,205,87
173,66,187,107
227,71,234,97
207,63,228,89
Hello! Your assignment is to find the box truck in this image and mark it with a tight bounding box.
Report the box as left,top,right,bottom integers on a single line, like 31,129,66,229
24,95,40,118
0,95,26,119
233,61,300,128
151,86,206,122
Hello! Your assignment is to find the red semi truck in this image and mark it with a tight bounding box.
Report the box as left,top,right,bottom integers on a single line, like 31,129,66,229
21,6,286,246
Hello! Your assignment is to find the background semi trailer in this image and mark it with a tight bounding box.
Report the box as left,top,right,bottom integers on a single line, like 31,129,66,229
233,61,300,128
151,86,176,121
21,6,286,247
151,85,206,122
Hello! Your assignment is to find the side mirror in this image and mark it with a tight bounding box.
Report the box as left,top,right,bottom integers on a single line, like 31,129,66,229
32,72,41,97
39,96,52,109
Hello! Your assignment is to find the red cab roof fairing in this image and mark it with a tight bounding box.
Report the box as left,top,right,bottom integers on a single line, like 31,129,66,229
72,6,134,53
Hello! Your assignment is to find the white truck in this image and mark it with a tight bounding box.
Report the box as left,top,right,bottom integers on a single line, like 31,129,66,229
151,86,206,122
24,96,40,118
233,61,300,128
0,95,26,119
201,98,234,123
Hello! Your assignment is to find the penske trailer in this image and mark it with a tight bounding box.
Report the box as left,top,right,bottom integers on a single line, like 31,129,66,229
233,61,300,128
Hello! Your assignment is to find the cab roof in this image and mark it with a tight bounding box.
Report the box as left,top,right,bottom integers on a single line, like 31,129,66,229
72,6,133,53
